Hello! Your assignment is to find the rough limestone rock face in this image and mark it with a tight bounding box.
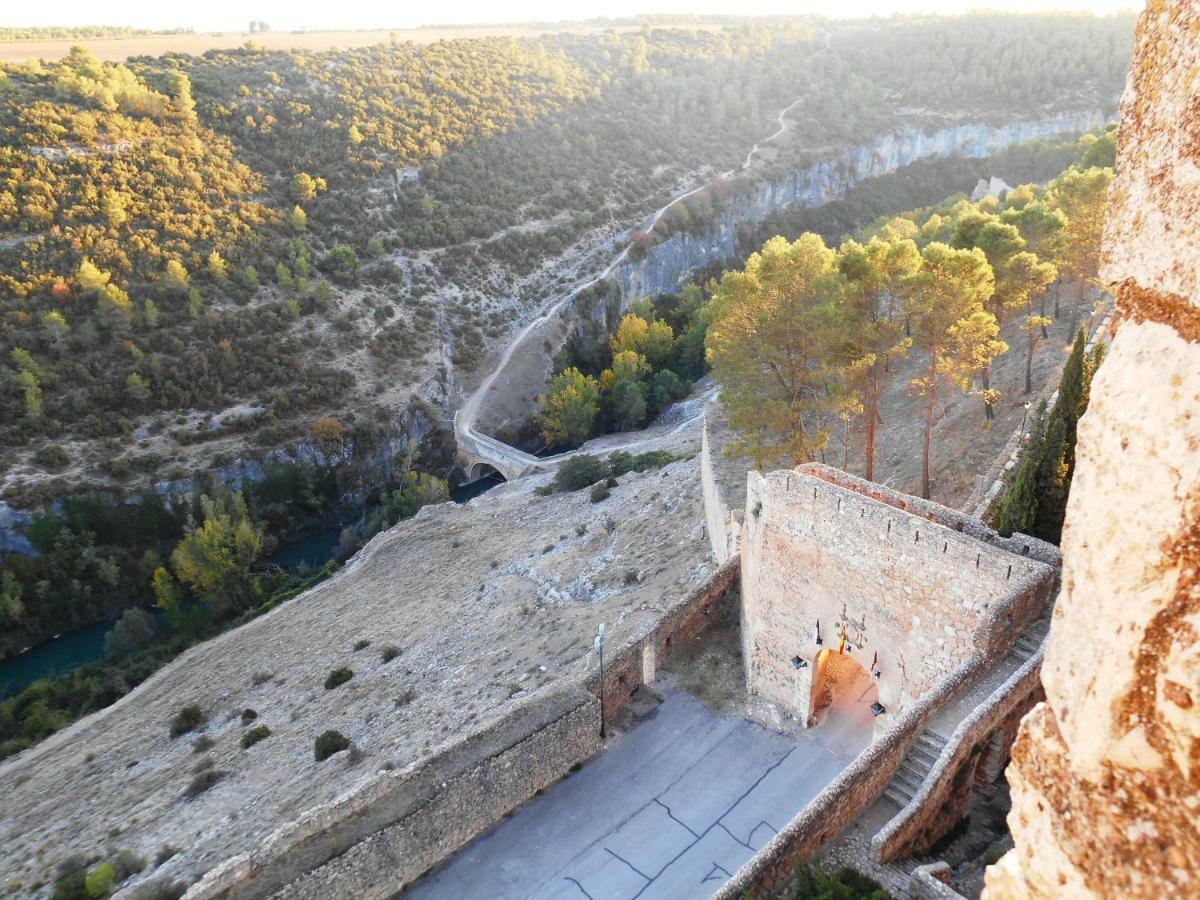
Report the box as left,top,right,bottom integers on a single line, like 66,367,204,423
984,3,1200,897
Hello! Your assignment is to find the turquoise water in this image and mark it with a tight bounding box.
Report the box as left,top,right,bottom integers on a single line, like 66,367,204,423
0,611,164,700
0,478,507,699
269,527,343,571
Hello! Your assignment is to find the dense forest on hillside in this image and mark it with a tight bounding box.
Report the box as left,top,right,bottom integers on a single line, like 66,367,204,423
0,14,1133,510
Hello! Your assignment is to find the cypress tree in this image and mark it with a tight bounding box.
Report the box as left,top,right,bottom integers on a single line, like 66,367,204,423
993,409,1044,537
1033,414,1069,543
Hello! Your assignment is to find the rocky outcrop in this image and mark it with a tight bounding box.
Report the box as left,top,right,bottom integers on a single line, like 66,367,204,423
984,4,1200,896
614,111,1106,300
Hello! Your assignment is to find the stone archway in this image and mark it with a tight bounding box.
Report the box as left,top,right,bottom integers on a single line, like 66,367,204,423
810,648,878,737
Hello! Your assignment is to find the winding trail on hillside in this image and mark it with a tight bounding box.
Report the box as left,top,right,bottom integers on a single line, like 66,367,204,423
455,36,826,477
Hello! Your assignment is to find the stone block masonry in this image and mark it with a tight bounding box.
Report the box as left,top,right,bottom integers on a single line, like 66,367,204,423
185,557,741,899
740,464,1056,728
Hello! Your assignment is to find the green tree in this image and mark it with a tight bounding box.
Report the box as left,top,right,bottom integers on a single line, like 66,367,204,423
0,569,23,626
322,245,360,285
904,242,999,499
837,234,920,479
385,471,449,521
104,607,156,657
536,367,600,449
992,404,1045,537
706,234,859,467
1048,166,1113,307
163,491,265,618
602,350,650,431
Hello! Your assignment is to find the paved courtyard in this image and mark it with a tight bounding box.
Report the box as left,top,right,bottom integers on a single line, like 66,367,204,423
406,676,875,899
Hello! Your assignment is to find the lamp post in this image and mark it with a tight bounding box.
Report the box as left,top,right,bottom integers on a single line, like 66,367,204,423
1020,401,1032,437
595,623,606,739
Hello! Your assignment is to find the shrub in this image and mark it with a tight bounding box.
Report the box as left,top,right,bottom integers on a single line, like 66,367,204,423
353,638,370,651
183,769,226,799
191,735,214,754
240,708,258,723
380,645,401,663
241,725,271,749
169,704,206,738
34,444,70,470
314,730,350,761
112,849,146,881
128,878,186,900
251,671,274,686
153,846,178,868
52,855,86,900
589,483,610,503
550,454,607,492
607,450,676,478
324,667,353,689
84,863,115,899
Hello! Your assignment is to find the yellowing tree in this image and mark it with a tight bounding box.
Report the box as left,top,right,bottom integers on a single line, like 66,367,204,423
207,250,229,280
163,259,189,292
535,367,600,449
905,243,1000,499
706,234,859,467
611,312,674,369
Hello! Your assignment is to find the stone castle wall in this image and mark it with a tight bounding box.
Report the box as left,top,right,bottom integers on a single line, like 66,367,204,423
985,3,1200,896
740,465,1055,725
185,560,740,899
873,644,1047,862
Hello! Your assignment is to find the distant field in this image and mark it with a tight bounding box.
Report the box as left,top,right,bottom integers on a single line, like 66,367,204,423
0,24,652,63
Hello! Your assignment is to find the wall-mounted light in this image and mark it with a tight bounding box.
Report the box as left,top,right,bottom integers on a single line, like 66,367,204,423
870,701,887,717
791,655,808,669
814,620,823,646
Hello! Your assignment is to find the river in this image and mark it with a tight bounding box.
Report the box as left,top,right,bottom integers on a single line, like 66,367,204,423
0,474,507,699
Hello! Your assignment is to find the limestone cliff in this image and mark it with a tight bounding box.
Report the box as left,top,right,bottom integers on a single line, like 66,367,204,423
984,3,1200,896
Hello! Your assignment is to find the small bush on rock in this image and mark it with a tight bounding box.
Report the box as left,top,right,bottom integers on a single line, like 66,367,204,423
183,769,226,799
240,708,258,724
314,730,350,761
590,483,610,503
241,725,271,749
169,705,206,738
84,863,115,898
324,667,353,689
380,645,401,663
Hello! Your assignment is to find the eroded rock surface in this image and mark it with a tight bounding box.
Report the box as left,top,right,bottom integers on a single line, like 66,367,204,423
985,3,1200,896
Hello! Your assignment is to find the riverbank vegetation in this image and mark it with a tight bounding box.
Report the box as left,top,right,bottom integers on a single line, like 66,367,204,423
0,454,448,759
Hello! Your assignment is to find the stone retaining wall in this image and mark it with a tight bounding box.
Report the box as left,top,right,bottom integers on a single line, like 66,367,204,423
184,560,741,900
591,559,740,721
872,645,1047,862
186,687,600,900
910,862,968,899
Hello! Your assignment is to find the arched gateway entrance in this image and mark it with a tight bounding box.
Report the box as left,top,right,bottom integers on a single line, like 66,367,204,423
740,464,1057,737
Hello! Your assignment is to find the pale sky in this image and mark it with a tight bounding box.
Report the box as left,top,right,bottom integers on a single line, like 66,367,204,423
5,1,1143,34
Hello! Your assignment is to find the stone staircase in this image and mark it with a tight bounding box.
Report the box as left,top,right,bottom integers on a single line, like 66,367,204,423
880,616,1051,811
1009,625,1045,663
883,730,949,807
